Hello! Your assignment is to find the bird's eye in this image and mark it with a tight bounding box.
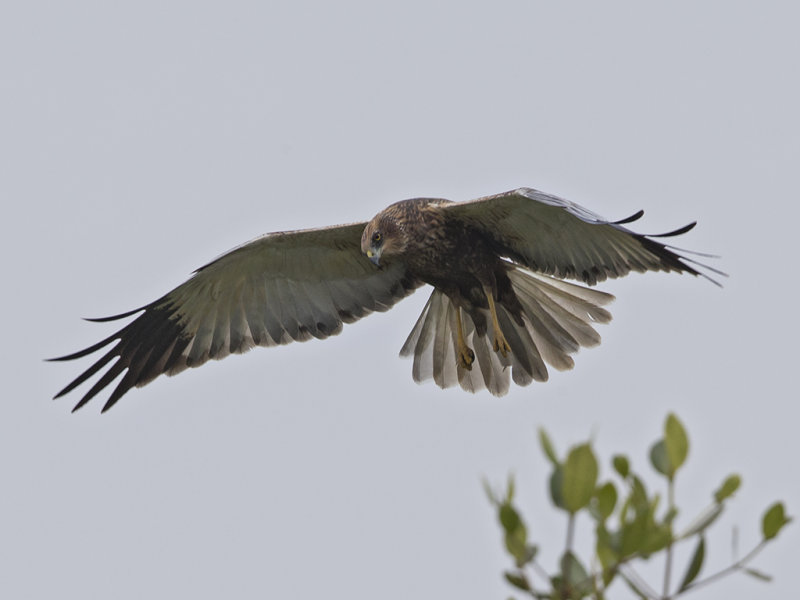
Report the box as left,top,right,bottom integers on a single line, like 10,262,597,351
372,232,382,244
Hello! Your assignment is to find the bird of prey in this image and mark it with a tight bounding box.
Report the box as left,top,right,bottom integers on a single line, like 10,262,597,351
50,187,721,412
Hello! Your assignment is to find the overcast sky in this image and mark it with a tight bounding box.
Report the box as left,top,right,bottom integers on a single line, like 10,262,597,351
2,2,798,599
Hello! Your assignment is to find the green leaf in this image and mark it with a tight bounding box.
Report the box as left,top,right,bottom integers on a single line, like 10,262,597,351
550,575,565,597
612,455,629,478
562,443,599,513
506,476,516,502
596,524,620,571
593,482,617,521
762,502,792,540
663,505,679,525
743,567,773,582
714,474,741,503
499,503,523,535
649,414,690,479
504,571,531,592
500,501,530,566
678,536,705,591
505,529,529,566
617,476,663,558
641,523,672,555
601,563,617,588
506,541,538,570
664,413,689,473
560,550,591,595
619,512,648,557
629,476,649,510
649,440,670,477
539,428,559,465
549,465,566,510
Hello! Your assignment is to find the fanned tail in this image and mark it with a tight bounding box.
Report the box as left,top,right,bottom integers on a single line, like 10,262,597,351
399,269,614,396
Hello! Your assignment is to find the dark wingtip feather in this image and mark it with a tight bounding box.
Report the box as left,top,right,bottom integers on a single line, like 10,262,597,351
100,398,118,413
662,245,721,259
47,331,120,362
680,254,729,287
83,305,148,323
68,359,127,412
53,300,187,412
613,209,644,225
636,229,728,286
52,345,119,399
649,221,697,238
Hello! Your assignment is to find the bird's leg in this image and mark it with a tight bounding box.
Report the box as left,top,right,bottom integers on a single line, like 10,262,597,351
454,306,475,370
483,286,511,358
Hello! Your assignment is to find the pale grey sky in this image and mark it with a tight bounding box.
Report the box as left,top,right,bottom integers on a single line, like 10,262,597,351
2,1,798,599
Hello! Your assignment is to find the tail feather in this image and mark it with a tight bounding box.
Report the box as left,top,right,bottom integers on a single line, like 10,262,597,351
432,293,452,388
513,274,612,349
462,314,509,395
399,268,615,396
496,306,547,385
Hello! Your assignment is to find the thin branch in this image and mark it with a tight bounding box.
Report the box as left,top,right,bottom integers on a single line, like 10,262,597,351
529,559,552,584
677,540,767,596
566,513,575,553
620,563,661,600
675,501,724,541
663,477,676,598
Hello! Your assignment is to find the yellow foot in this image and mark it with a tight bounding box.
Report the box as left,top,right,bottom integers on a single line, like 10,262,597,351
483,284,512,359
458,345,475,370
493,334,511,358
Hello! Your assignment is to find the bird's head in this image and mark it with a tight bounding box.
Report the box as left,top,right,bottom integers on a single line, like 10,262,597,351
361,210,406,267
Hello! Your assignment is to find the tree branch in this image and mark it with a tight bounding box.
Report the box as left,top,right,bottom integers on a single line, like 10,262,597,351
677,540,767,596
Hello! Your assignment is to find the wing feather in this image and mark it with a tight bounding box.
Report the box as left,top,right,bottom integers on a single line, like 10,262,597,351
446,188,723,285
51,222,420,411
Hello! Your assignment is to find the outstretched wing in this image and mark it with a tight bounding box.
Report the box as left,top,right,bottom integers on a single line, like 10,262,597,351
446,187,724,285
50,222,420,412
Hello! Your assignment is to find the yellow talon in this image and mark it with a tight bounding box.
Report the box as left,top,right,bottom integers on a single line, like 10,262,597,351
458,346,475,369
493,333,511,358
455,307,475,370
484,286,511,358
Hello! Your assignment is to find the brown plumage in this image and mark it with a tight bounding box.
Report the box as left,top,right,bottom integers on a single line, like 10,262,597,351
50,187,722,412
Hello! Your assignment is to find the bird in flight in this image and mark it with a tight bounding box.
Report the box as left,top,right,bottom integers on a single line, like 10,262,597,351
50,187,722,412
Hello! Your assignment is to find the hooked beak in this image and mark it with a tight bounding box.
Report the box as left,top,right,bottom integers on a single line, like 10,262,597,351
366,248,381,267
